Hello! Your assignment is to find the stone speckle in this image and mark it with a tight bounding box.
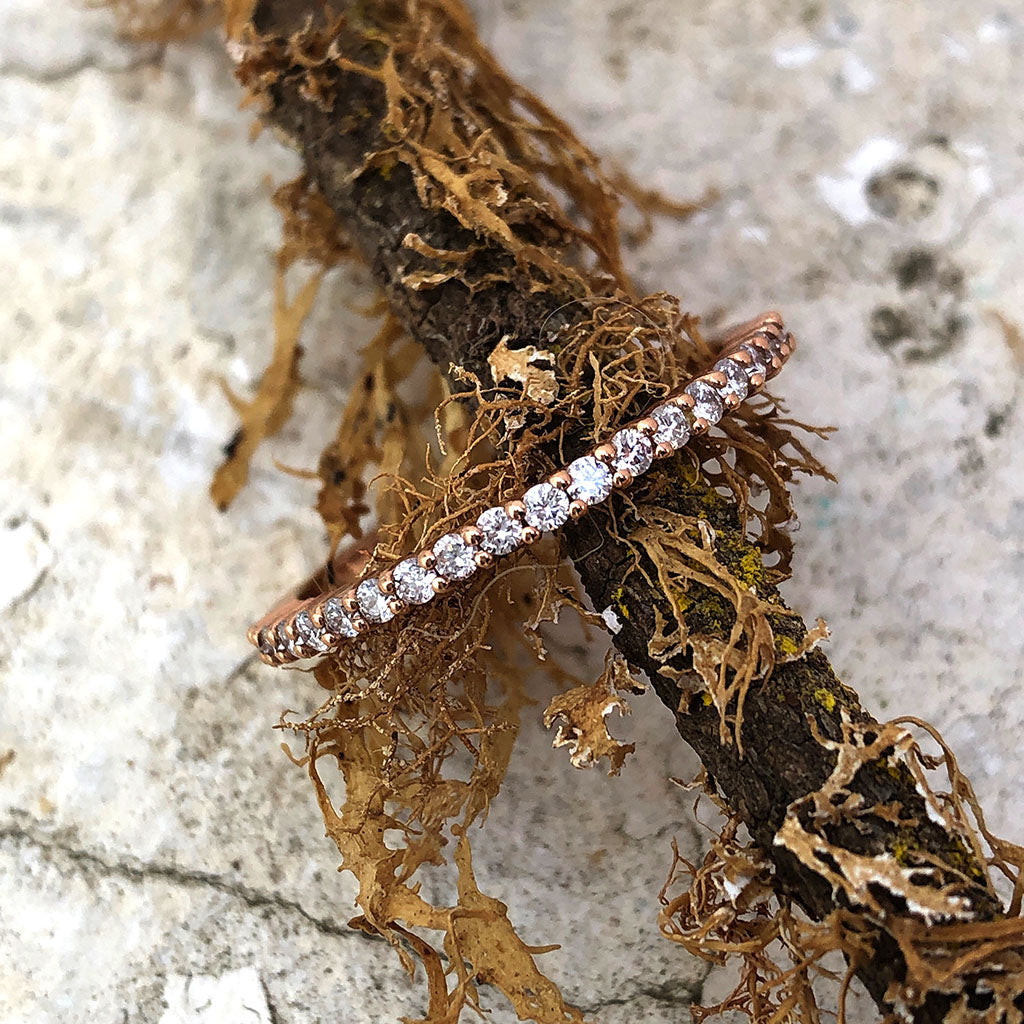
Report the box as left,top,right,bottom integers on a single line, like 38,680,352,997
0,516,52,612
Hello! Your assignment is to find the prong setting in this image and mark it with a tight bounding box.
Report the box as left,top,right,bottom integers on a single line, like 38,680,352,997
460,524,483,547
505,499,527,522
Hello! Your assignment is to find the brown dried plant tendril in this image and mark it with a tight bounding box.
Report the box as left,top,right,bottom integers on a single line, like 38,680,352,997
211,178,353,511
107,1,1024,1022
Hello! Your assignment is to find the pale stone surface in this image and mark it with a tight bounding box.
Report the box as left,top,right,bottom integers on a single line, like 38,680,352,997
1,1,1023,1023
159,967,272,1024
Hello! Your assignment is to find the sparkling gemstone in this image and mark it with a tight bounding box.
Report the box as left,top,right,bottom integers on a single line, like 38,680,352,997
764,331,787,358
685,380,724,424
357,578,394,624
323,597,358,638
294,610,328,652
433,533,477,580
476,506,524,555
523,482,571,531
393,558,437,605
651,403,692,449
276,622,296,656
714,358,750,402
740,342,770,379
611,428,654,476
567,455,613,504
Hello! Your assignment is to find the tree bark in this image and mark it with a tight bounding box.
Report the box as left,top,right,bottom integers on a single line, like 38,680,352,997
236,3,1018,1019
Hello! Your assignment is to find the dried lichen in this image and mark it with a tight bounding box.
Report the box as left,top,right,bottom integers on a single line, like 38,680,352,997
211,177,353,511
209,267,314,510
543,650,645,777
487,336,560,431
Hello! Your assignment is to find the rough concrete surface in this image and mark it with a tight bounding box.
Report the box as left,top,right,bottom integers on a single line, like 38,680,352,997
1,1,1022,1022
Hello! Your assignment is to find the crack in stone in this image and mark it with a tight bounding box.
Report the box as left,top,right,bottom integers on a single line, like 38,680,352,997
0,57,102,83
262,981,283,1024
578,964,713,1015
0,48,161,85
0,819,359,942
3,816,713,1017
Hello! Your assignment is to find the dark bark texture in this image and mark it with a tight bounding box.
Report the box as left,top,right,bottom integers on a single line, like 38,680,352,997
242,3,1018,1020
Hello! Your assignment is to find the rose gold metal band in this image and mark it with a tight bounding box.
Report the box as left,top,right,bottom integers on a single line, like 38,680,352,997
248,312,794,667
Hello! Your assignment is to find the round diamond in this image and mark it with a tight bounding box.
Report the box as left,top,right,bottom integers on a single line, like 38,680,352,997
357,578,394,623
323,597,358,638
523,482,570,531
714,358,749,402
740,342,770,379
763,331,787,359
294,610,328,652
433,533,477,580
393,558,437,605
651,403,691,449
567,456,613,505
685,380,724,424
611,428,654,476
476,506,524,556
275,622,297,656
257,629,276,657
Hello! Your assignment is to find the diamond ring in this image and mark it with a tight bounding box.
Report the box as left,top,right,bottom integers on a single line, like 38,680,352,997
248,312,794,666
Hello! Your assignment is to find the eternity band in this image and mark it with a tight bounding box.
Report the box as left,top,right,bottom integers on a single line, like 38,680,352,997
248,312,794,667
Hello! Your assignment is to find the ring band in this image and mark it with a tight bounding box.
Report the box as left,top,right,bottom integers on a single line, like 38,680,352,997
246,531,379,656
248,312,794,666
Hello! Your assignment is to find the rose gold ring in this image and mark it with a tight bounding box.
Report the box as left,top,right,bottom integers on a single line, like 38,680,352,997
248,312,794,666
